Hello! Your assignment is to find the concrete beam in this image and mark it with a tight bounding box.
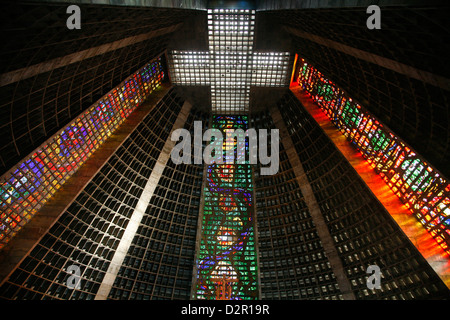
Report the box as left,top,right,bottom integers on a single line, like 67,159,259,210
0,85,171,287
94,99,193,300
270,105,356,300
0,24,181,87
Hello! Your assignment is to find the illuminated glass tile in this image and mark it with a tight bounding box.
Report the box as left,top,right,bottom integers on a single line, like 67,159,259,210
297,57,450,256
195,115,258,300
169,10,290,115
0,57,165,249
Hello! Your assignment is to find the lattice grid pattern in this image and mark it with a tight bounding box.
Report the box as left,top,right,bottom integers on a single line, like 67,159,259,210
195,115,258,300
168,9,290,115
297,57,450,256
0,58,164,249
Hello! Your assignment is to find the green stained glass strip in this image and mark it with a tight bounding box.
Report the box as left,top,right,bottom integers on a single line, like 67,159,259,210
195,115,258,300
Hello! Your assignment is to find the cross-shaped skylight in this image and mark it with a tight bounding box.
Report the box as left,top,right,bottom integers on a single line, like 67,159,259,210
169,9,290,114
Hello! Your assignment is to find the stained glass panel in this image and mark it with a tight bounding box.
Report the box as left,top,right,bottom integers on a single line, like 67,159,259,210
195,115,258,300
0,57,164,249
297,57,450,256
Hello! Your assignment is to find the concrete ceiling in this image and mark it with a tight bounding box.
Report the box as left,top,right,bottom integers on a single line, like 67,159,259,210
1,1,449,179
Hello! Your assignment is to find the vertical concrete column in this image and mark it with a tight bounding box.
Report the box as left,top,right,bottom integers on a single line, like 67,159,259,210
270,105,356,300
95,100,192,300
0,87,170,287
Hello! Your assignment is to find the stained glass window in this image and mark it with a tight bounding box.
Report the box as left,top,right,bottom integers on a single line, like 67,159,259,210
195,115,258,300
297,57,450,256
0,57,164,249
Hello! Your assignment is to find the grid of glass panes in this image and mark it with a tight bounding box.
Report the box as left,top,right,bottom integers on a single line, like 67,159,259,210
297,57,450,256
169,51,210,85
208,9,254,114
195,115,258,300
251,52,290,87
278,90,450,299
107,93,201,300
251,111,342,300
0,88,178,300
0,57,164,250
168,10,290,115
